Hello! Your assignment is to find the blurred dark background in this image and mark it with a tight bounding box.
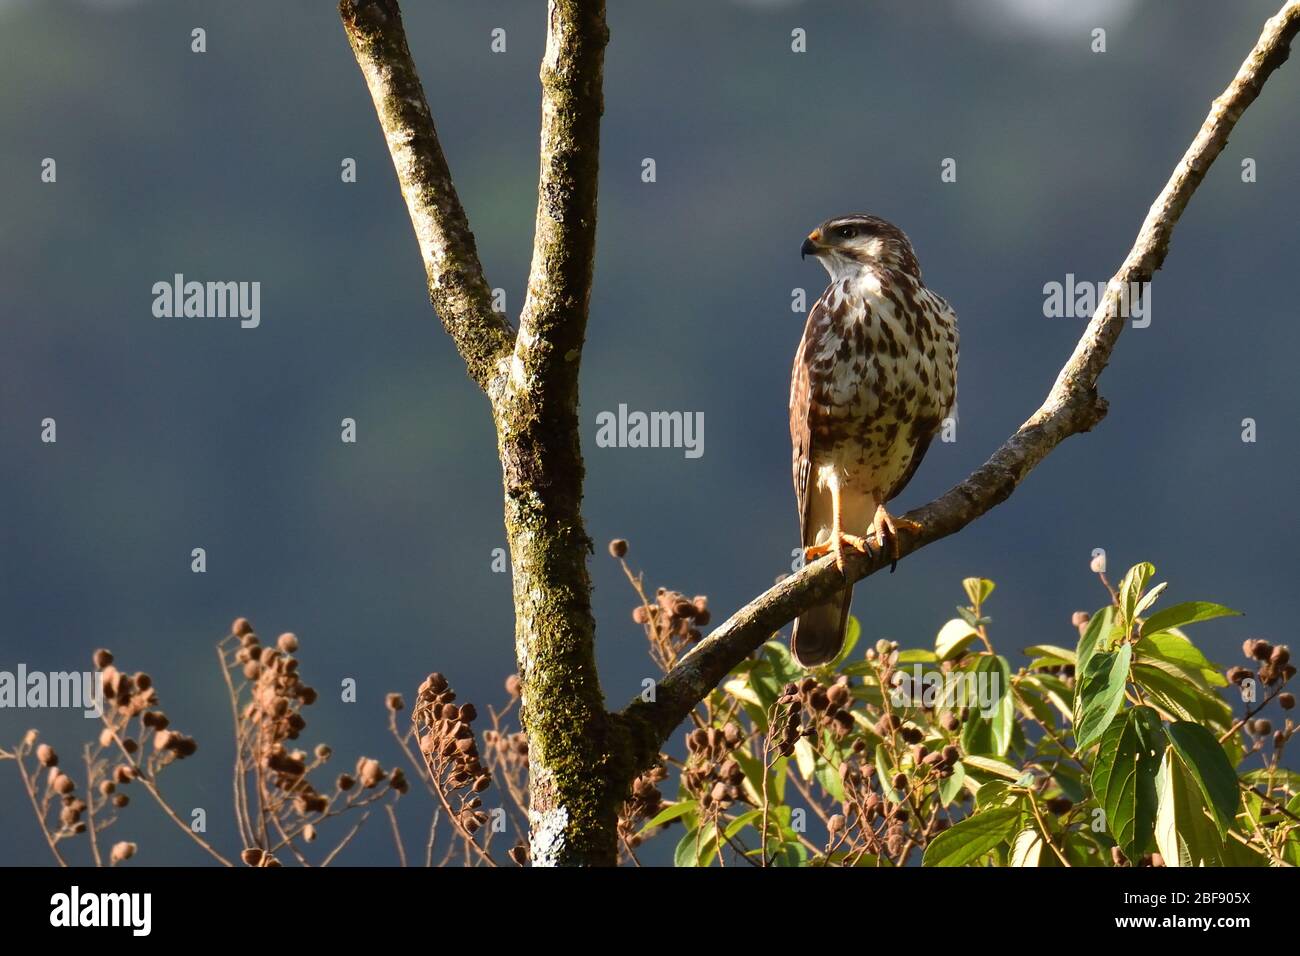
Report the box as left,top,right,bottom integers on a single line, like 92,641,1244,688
2,0,1296,865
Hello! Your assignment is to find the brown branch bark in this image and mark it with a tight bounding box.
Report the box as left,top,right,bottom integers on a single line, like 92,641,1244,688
340,0,514,392
618,0,1300,771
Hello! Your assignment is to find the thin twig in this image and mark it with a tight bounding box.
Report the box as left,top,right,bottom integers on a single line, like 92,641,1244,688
320,810,371,867
386,804,407,867
15,749,68,867
82,746,103,867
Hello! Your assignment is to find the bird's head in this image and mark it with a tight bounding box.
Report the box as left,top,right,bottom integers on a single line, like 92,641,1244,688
800,214,921,282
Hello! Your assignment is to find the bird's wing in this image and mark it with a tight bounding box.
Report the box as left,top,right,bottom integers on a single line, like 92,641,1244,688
791,296,826,544
885,294,957,503
884,416,940,503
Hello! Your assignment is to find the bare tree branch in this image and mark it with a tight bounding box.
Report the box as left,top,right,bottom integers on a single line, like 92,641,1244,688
620,0,1300,766
512,0,608,403
340,0,515,392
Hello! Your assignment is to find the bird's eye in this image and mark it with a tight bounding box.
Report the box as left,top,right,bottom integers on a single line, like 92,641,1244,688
837,226,858,240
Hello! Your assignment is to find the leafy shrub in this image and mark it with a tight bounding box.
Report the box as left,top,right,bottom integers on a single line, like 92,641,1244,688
629,559,1296,867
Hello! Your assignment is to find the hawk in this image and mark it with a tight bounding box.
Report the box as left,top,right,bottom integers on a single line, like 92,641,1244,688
789,214,958,667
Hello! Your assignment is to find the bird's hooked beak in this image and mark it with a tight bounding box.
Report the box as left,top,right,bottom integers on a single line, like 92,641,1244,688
800,228,823,260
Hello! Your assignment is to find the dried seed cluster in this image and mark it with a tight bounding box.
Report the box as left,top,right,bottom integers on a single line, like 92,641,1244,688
614,538,712,671
631,587,711,655
619,764,669,849
37,745,90,836
1227,640,1296,752
94,648,197,767
482,727,529,773
775,675,855,754
415,672,492,834
1233,639,1295,688
683,723,746,811
230,623,342,815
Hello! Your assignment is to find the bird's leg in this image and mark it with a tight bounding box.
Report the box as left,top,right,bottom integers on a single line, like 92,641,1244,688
872,503,922,573
804,480,874,573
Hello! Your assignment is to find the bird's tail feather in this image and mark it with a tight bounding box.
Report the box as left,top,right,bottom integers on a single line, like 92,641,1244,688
791,585,852,667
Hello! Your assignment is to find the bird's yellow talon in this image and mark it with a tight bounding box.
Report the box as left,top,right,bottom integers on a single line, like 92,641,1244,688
804,542,832,561
840,533,871,553
806,532,874,574
872,505,922,570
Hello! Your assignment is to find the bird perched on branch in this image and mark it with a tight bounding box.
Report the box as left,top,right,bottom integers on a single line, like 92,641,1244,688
789,214,958,667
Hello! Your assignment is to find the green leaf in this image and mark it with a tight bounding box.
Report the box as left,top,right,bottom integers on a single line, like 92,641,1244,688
762,640,805,688
816,731,846,803
938,761,966,807
1013,683,1055,729
1023,644,1078,666
826,615,861,669
963,755,1022,780
1220,836,1270,867
1009,826,1048,867
1064,830,1107,867
1136,631,1227,689
956,605,988,629
1090,706,1162,860
1020,673,1073,721
640,801,695,832
875,743,899,802
1074,606,1115,684
674,826,701,867
1242,768,1300,793
731,748,768,805
975,780,1013,809
960,655,1013,756
1130,581,1168,623
722,678,764,708
1118,562,1156,626
1074,644,1132,750
1140,601,1241,638
962,577,996,607
1052,763,1086,805
679,823,721,867
935,618,980,661
1132,664,1233,732
1164,721,1238,836
723,809,764,839
1154,746,1228,867
922,806,1020,866
733,660,780,712
768,842,805,867
772,756,790,802
794,736,817,781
